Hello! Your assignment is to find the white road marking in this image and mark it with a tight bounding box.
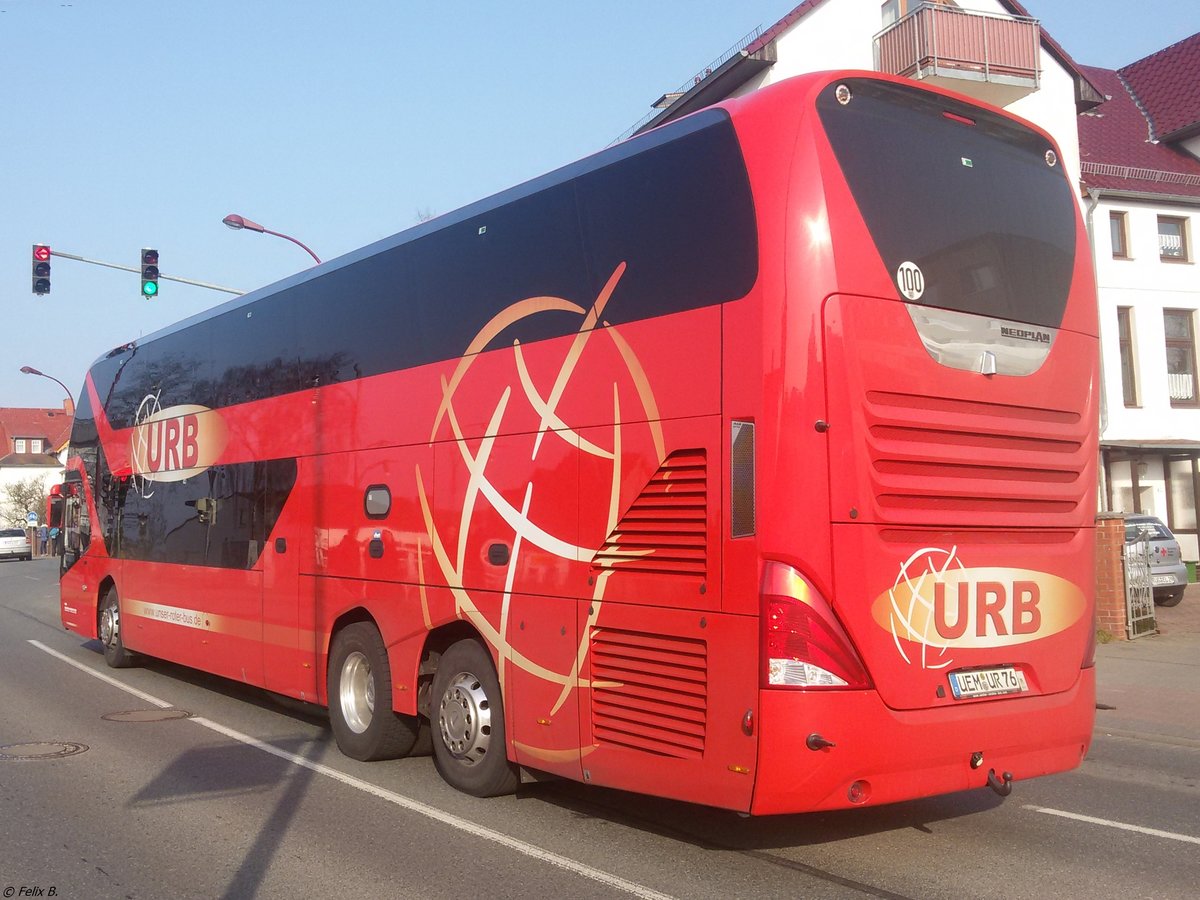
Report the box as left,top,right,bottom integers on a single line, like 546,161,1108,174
1025,805,1200,845
32,641,175,708
29,639,677,900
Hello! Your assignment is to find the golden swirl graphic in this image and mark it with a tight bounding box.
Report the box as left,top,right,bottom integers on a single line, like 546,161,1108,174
419,262,665,759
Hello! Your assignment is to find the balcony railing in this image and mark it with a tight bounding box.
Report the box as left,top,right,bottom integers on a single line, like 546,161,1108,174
1168,372,1196,403
874,4,1040,106
1082,161,1200,188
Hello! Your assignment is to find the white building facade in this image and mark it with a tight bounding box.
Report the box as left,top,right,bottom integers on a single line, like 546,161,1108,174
1078,40,1200,562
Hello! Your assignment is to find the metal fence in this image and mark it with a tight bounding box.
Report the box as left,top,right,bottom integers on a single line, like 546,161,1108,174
1081,161,1200,187
1123,539,1157,639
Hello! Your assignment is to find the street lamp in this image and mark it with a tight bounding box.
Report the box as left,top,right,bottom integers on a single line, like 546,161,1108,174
222,213,322,265
19,366,75,410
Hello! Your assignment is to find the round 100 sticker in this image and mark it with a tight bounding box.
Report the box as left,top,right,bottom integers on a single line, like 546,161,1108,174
896,261,924,301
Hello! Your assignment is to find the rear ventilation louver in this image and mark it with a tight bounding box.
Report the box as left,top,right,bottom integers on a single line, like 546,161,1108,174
865,390,1085,522
590,628,707,759
591,449,707,577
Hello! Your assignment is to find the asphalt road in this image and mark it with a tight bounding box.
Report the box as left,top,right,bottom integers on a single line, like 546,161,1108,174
1,559,1197,900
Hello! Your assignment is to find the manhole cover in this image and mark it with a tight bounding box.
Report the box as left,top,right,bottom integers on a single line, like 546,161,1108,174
0,741,89,760
102,708,192,723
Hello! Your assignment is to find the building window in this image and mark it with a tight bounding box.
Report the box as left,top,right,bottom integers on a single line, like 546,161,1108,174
29,439,42,454
1117,307,1138,406
13,438,25,454
1164,309,1198,406
1158,216,1190,261
1110,211,1129,259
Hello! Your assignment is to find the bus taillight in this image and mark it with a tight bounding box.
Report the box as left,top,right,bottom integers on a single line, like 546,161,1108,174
1082,609,1097,669
762,562,871,690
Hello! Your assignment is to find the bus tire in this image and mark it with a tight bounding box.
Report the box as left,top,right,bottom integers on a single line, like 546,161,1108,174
98,587,137,669
431,639,519,797
327,622,420,761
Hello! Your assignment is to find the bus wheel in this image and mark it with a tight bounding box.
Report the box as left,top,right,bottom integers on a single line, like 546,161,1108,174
98,588,137,669
327,622,420,761
431,639,518,797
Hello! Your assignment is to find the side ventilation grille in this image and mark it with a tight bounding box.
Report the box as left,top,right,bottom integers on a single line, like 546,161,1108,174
590,628,707,759
591,449,707,577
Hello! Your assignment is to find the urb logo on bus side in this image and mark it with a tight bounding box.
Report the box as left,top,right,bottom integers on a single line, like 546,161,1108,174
129,391,228,484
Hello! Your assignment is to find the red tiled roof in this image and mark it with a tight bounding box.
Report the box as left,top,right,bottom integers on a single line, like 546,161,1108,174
1078,64,1200,199
0,453,64,468
1118,32,1200,140
0,407,73,458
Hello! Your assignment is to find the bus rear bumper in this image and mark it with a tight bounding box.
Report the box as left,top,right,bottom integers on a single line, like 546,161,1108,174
749,667,1094,815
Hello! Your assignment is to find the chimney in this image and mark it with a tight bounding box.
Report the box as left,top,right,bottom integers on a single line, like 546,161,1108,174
62,398,75,416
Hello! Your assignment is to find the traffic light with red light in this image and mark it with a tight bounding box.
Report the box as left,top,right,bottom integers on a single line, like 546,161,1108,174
141,248,159,298
32,245,51,295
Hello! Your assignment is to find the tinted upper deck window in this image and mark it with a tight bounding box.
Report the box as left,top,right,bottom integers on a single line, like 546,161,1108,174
90,111,758,429
817,78,1075,329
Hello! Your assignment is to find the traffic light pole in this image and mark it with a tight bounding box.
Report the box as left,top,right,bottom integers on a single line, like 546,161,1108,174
48,249,245,295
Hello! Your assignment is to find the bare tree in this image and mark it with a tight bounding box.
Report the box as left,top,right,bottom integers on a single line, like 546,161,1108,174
415,207,436,223
2,476,49,527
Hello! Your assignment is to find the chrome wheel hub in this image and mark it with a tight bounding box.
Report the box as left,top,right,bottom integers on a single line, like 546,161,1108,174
438,672,492,766
338,651,375,734
100,603,119,648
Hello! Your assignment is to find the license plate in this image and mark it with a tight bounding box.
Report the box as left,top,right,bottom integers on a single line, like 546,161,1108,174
1152,575,1174,586
948,667,1028,699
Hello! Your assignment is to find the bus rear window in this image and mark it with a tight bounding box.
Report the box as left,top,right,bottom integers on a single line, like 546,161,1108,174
817,78,1076,330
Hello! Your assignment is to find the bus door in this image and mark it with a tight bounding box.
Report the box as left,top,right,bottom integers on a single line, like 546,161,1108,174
122,465,266,685
253,457,305,698
58,472,98,636
261,510,307,699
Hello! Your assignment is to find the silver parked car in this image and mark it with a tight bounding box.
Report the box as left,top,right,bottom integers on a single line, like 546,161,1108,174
0,527,32,562
1125,515,1188,607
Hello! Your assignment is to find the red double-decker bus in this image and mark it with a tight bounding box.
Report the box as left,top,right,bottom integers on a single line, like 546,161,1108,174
59,70,1097,814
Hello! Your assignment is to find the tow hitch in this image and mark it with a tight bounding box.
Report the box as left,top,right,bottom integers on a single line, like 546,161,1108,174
986,768,1014,797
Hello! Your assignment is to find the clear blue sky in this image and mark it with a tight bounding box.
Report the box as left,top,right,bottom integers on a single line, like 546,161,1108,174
2,0,1197,410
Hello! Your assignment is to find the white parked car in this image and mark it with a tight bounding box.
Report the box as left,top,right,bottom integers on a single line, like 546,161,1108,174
0,527,32,562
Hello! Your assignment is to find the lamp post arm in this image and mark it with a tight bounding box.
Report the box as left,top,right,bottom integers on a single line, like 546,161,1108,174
44,374,74,407
19,367,75,410
260,228,322,264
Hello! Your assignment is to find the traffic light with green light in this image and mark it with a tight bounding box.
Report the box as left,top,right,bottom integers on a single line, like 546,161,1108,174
32,245,51,295
141,248,159,298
